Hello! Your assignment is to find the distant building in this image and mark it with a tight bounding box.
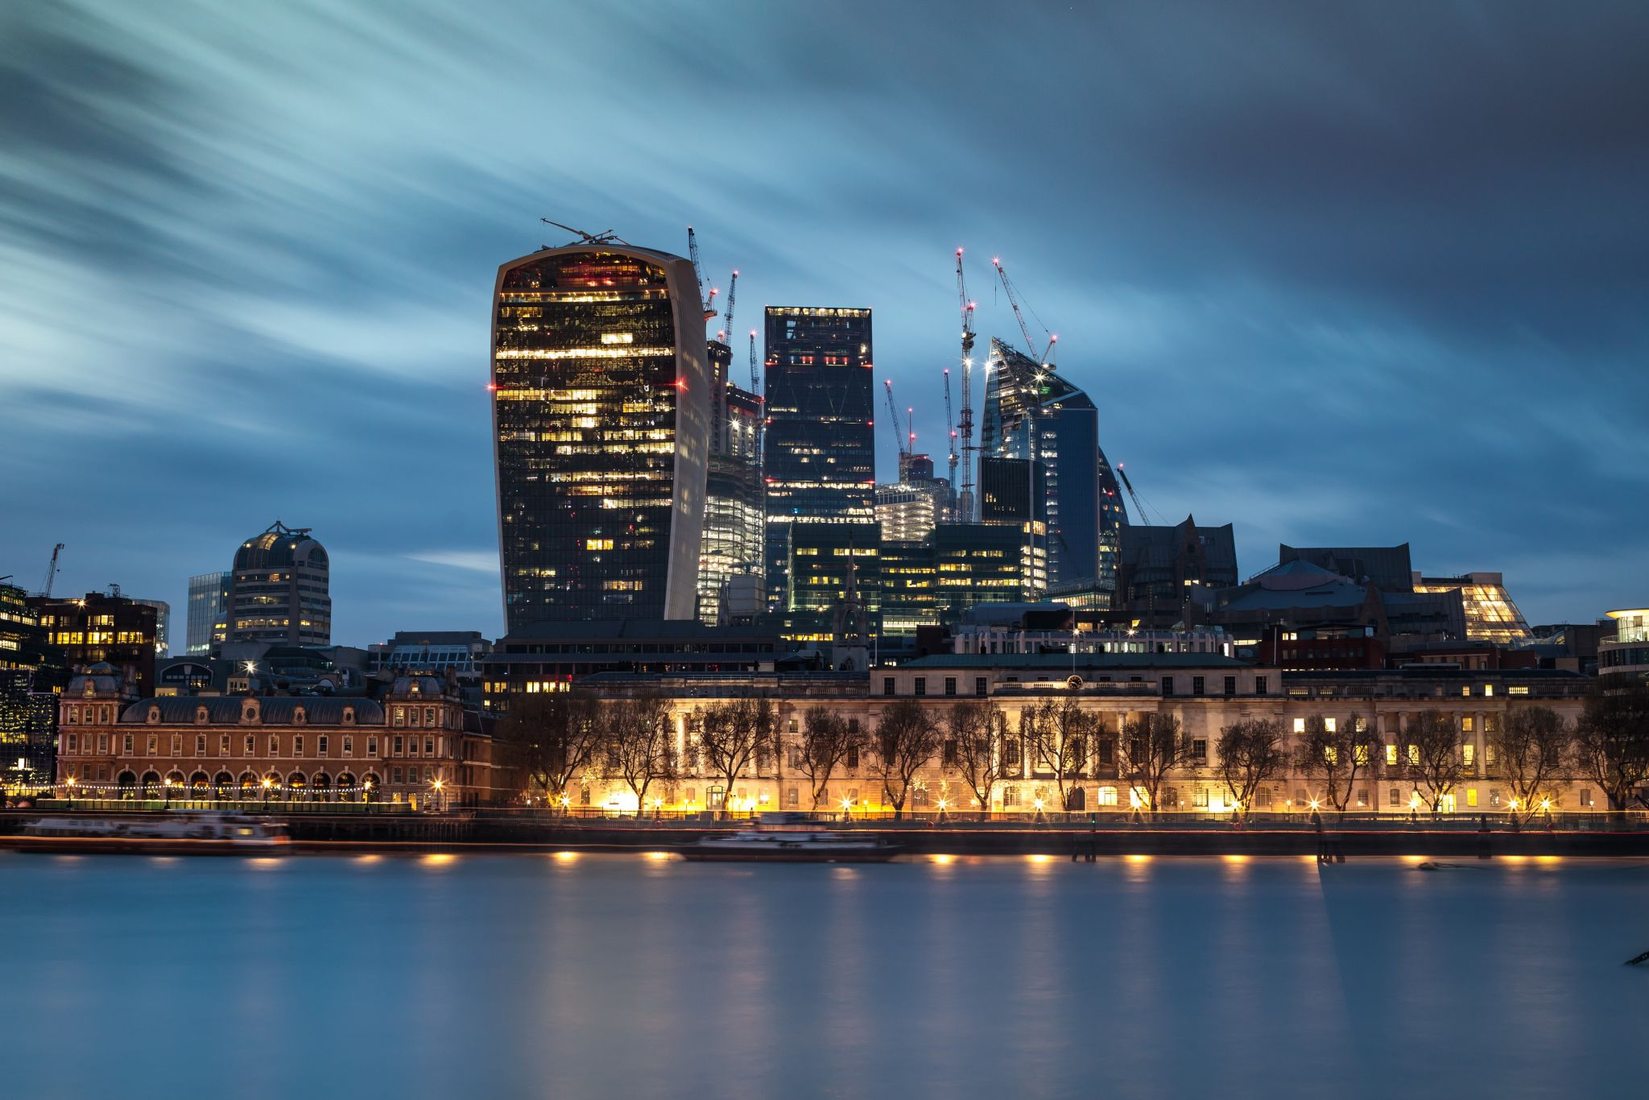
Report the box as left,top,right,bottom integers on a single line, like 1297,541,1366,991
368,631,493,680
785,522,881,645
27,591,158,697
1115,515,1239,623
131,598,171,657
1,580,63,786
762,306,875,611
879,540,940,639
876,480,947,543
492,242,711,629
1600,609,1649,679
698,340,765,625
981,338,1121,593
1411,571,1532,645
186,571,230,656
1279,544,1414,592
229,521,331,647
934,523,1037,618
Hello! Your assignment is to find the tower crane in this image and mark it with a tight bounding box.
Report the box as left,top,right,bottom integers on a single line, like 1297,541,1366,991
1116,464,1157,526
685,226,719,321
883,379,912,475
991,257,1057,366
748,329,759,394
955,248,979,522
718,269,739,344
39,543,64,598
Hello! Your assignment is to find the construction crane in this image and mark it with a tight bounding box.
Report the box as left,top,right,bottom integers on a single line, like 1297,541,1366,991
747,329,759,394
718,269,739,344
685,226,719,321
883,379,912,477
955,248,979,522
39,543,63,598
1116,464,1157,526
991,257,1056,365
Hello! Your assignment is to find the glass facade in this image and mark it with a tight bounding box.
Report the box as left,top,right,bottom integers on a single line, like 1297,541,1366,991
981,338,1120,595
784,522,881,644
492,245,709,630
1411,573,1532,645
186,571,229,656
699,342,766,623
762,307,875,612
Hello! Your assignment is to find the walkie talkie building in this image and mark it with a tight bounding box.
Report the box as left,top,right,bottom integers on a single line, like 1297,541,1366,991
491,243,711,631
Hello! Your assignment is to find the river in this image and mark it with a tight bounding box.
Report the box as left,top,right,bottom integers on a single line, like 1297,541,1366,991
2,851,1645,1099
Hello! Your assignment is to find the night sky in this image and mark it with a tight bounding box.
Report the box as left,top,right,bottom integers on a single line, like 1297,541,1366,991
3,1,1646,645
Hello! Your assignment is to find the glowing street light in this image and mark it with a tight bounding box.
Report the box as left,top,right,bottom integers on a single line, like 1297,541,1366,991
840,796,854,821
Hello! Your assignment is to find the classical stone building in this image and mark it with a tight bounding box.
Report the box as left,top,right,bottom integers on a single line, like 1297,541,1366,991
550,655,1599,817
56,670,493,807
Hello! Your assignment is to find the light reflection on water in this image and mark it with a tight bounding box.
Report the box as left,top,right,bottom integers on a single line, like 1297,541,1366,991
0,852,1645,1100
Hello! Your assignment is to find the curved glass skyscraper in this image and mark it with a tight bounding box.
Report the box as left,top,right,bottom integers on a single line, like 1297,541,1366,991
491,244,710,630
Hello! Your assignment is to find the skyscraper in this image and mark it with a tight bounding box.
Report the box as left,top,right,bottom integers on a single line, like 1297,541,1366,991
762,306,875,611
698,339,765,624
186,570,230,656
492,243,711,630
981,338,1124,593
228,521,331,646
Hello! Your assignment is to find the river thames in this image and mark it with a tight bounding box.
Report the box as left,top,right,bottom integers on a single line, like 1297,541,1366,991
2,851,1645,1099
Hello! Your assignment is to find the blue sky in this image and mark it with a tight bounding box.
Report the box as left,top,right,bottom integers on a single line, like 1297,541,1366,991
3,0,1646,645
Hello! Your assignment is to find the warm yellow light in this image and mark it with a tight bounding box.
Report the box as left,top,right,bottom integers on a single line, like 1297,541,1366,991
1222,854,1251,865
1033,798,1045,812
1507,798,1519,811
421,853,455,867
261,778,273,789
559,794,571,807
1539,798,1551,812
552,851,580,863
1307,798,1320,812
431,778,445,791
930,853,955,865
840,797,853,810
1025,853,1055,864
1124,854,1152,864
642,850,672,862
65,776,77,788
936,798,949,811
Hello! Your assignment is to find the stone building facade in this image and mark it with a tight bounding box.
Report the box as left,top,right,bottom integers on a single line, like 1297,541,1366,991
56,670,493,807
555,655,1599,817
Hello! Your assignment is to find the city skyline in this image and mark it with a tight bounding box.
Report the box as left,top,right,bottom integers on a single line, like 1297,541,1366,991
4,1,1647,643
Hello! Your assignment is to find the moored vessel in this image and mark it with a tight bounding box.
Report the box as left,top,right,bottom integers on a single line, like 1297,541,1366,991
679,830,899,863
10,811,291,855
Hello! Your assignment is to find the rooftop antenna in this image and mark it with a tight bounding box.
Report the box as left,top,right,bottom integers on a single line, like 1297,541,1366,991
539,217,624,247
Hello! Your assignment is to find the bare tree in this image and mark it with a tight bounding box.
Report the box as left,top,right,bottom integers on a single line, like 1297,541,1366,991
1402,711,1464,814
1216,717,1287,819
1574,679,1649,813
694,698,777,819
1294,712,1380,815
494,690,602,810
791,706,869,812
948,699,1006,820
1024,696,1097,812
1120,711,1191,816
874,698,944,819
603,695,676,818
1490,706,1572,822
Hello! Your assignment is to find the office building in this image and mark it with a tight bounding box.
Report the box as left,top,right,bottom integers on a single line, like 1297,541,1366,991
1,580,63,786
981,338,1120,593
492,242,711,629
784,522,881,645
228,521,331,647
186,571,230,656
876,480,947,543
132,598,171,657
762,306,874,611
698,340,766,624
1600,609,1649,679
27,591,159,697
1411,572,1532,645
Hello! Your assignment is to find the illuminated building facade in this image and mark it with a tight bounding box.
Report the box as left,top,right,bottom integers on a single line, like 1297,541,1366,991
229,521,331,647
698,340,765,624
981,338,1117,594
934,523,1035,618
541,659,1596,817
492,244,710,629
1,580,62,786
57,673,493,807
762,306,874,612
879,540,940,638
1600,608,1649,679
186,571,230,656
27,591,158,697
132,599,170,657
1411,572,1532,645
876,480,947,543
784,522,881,644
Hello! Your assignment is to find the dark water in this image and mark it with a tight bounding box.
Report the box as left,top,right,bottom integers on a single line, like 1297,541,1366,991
2,851,1646,1099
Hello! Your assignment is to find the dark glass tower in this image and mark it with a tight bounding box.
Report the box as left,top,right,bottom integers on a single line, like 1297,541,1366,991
982,338,1125,594
492,244,711,630
762,306,875,611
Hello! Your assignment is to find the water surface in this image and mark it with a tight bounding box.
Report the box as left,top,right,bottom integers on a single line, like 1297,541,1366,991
2,851,1645,1099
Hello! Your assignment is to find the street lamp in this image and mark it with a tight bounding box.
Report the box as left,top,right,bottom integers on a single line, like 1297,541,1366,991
65,775,76,808
430,777,446,813
261,776,273,807
163,777,173,809
840,796,853,822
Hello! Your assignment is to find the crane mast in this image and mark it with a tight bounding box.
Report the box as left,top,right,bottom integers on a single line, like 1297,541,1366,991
942,368,958,514
992,257,1056,365
883,379,911,478
955,248,978,522
719,269,739,343
1117,464,1151,526
40,543,64,598
685,226,718,321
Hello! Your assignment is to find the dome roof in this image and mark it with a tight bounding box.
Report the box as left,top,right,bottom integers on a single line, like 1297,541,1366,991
390,675,446,698
235,521,327,571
